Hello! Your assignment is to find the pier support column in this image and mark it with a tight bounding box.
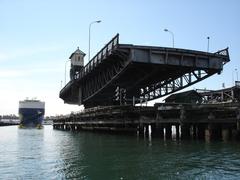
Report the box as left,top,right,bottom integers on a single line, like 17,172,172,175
151,124,164,138
205,124,221,141
232,122,240,140
165,124,172,139
232,129,238,140
222,128,230,141
66,124,71,131
192,125,197,139
181,124,191,139
138,125,145,137
175,124,180,140
236,121,240,139
77,125,82,131
205,124,212,142
237,109,240,137
145,125,150,137
73,125,76,131
197,124,205,139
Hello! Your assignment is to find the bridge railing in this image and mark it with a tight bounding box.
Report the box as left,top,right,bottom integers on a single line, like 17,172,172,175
214,48,230,64
75,34,119,80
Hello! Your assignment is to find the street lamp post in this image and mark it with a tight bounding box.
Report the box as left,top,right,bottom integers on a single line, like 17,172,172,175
164,28,174,48
235,68,239,81
207,36,210,52
88,20,101,62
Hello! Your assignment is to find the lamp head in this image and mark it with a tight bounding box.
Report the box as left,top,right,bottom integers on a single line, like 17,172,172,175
164,29,168,32
96,20,101,23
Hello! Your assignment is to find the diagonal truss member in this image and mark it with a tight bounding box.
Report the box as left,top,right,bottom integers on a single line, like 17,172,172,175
140,69,214,101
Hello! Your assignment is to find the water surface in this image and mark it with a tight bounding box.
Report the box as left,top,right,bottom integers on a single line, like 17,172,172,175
0,126,240,179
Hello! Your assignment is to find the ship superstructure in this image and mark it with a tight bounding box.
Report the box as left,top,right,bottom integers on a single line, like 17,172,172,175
18,99,45,128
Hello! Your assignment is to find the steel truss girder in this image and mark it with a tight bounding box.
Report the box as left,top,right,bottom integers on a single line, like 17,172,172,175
140,69,217,101
82,53,128,103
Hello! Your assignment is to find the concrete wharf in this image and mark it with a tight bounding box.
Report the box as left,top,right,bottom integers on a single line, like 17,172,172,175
53,103,240,141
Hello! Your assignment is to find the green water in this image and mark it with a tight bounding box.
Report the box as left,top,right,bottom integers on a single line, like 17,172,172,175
0,126,240,179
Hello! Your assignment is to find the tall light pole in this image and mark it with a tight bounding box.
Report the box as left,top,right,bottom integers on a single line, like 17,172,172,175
64,59,70,85
207,36,210,52
235,68,239,81
164,28,174,48
88,20,101,62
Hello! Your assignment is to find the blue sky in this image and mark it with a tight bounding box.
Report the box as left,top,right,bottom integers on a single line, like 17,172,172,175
0,0,239,116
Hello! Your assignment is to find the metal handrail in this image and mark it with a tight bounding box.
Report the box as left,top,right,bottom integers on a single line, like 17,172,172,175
214,47,230,64
75,34,119,80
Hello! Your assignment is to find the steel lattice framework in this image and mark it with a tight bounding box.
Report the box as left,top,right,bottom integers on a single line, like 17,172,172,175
60,34,230,108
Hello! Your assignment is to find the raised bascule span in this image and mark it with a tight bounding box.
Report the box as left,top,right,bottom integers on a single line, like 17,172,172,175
60,34,230,108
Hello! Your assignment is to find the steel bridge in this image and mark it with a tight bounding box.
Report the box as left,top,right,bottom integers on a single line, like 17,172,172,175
60,34,230,108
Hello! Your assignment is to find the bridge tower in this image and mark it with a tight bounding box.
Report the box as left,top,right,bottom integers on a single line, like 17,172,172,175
69,47,85,80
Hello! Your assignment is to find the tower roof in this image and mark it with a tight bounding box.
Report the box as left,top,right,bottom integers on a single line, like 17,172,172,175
69,47,86,59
